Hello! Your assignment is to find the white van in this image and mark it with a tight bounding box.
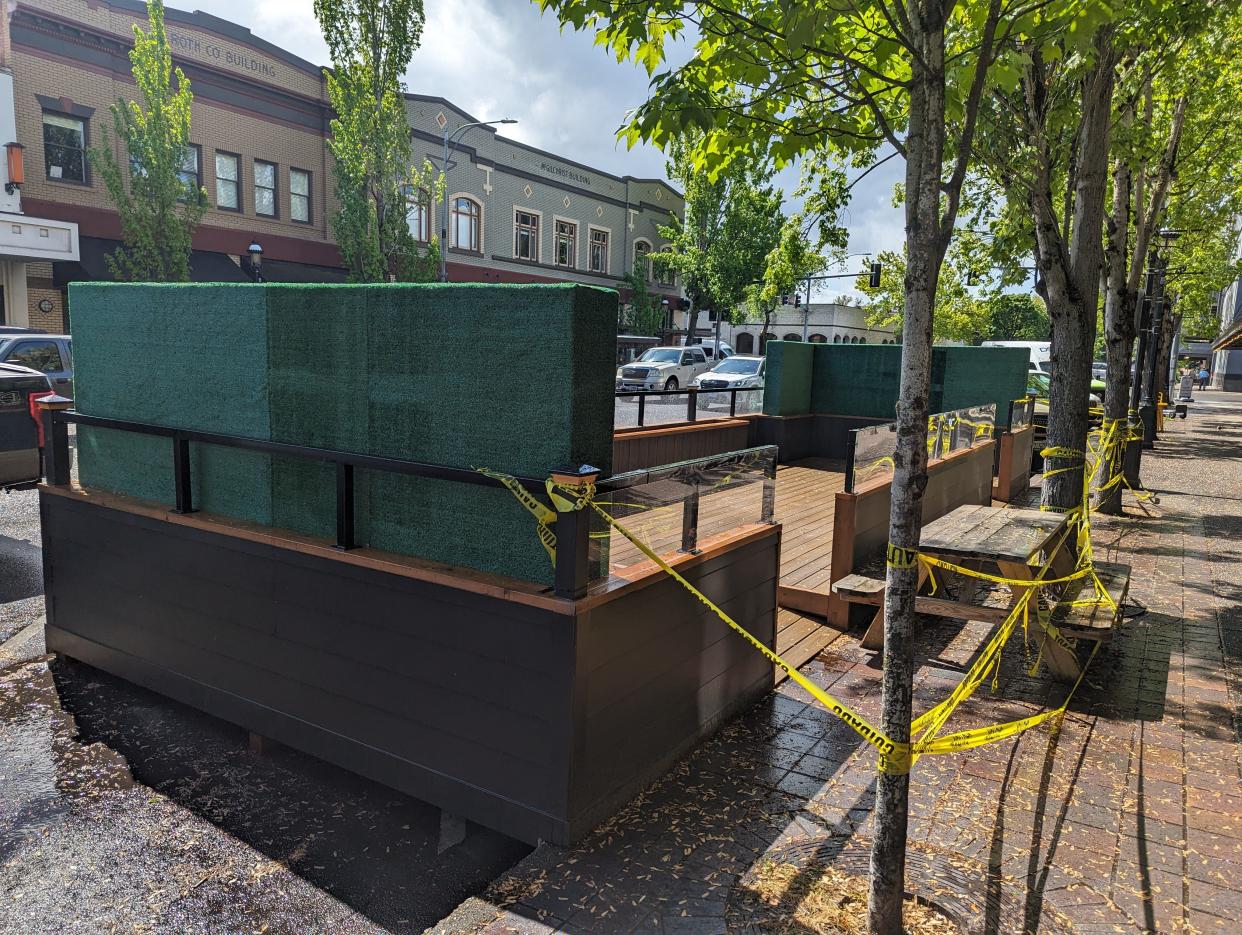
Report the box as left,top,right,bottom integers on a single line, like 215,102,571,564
981,340,1051,374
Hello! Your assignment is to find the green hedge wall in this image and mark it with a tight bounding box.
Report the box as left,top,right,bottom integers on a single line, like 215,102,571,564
71,282,618,585
764,342,1028,423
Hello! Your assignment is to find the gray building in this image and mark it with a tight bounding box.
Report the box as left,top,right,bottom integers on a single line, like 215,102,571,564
719,303,897,354
1210,226,1242,390
406,95,683,305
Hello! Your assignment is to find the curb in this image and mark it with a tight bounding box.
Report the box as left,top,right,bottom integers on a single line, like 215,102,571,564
0,615,46,669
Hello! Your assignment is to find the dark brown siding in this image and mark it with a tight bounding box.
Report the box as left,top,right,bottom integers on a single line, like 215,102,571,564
568,532,777,836
612,419,751,473
41,492,782,846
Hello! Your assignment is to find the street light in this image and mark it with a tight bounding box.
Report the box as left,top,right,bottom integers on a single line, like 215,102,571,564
247,239,263,283
440,117,517,282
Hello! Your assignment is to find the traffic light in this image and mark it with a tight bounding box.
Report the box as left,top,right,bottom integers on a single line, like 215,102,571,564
869,261,882,288
780,294,790,305
794,293,803,308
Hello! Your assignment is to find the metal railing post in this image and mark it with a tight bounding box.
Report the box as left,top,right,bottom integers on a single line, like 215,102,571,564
172,435,195,514
844,430,857,493
335,462,355,550
637,393,646,427
687,389,697,423
761,453,777,524
38,396,73,486
552,465,598,601
729,390,737,417
680,478,700,553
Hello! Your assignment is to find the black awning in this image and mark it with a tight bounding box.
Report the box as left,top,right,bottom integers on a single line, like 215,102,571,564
189,250,250,282
54,236,251,286
256,258,351,283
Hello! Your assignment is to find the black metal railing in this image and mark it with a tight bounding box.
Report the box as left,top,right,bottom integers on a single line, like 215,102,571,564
615,386,763,427
41,407,776,602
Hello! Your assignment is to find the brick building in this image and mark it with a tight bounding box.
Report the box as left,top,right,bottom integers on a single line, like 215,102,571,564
4,0,683,333
407,96,682,297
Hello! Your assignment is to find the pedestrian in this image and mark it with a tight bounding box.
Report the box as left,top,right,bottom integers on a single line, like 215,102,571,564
1198,365,1209,390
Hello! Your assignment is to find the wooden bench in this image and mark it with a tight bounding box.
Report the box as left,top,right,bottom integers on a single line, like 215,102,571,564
833,563,1012,651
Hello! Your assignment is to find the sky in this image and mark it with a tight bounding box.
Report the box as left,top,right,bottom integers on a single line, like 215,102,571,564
182,0,906,296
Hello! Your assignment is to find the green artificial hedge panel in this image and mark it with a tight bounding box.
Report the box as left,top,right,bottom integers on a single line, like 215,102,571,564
931,346,1029,423
70,282,617,586
761,341,815,416
71,283,274,521
809,344,903,419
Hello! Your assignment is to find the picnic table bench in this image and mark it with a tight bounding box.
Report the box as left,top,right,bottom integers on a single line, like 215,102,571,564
832,504,1130,680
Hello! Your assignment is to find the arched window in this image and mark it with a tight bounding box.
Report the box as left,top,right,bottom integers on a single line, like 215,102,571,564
759,331,777,352
833,334,841,343
451,196,481,252
654,244,675,286
736,332,754,354
633,239,652,277
783,333,802,342
859,336,867,344
809,333,826,343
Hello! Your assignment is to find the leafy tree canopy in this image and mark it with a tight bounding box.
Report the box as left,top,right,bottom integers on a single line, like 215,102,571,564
90,0,205,281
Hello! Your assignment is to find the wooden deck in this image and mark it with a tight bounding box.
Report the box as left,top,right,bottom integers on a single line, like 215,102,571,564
599,457,848,683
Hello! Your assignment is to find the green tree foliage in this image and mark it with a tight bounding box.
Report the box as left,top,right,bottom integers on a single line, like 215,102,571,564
620,267,665,337
530,2,1065,929
89,0,204,281
984,293,1049,341
655,135,784,340
315,0,441,282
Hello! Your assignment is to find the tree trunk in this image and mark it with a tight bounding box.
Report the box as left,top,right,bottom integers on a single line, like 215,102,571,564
684,302,701,346
1097,152,1133,514
1038,36,1115,515
867,17,946,934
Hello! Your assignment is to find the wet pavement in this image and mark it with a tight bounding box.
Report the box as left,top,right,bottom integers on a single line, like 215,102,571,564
0,482,531,933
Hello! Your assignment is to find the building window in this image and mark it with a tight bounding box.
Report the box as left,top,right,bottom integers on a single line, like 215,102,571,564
555,219,577,267
589,227,609,274
783,333,802,342
215,151,240,211
809,333,827,343
178,145,202,190
42,111,87,183
451,197,481,251
736,332,755,354
633,239,651,277
254,160,277,217
409,189,431,242
290,168,311,223
515,210,540,261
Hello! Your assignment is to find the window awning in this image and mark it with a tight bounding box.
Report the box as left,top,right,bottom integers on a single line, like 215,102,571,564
255,258,350,283
1212,317,1242,352
53,236,251,287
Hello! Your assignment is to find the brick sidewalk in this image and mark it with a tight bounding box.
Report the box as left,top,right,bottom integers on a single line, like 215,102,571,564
433,397,1242,935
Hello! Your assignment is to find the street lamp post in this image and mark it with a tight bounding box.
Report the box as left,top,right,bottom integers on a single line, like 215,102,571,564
439,117,517,283
247,240,263,283
1138,230,1179,447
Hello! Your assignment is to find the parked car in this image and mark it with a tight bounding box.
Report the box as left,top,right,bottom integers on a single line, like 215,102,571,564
0,333,73,399
1091,360,1107,381
616,345,713,392
0,362,53,491
689,340,735,362
691,355,765,391
0,326,47,335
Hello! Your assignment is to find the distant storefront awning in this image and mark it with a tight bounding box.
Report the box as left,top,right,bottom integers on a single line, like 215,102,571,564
53,236,250,287
256,258,350,283
1212,318,1242,352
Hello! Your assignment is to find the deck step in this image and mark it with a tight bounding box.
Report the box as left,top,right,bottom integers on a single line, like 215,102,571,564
831,573,886,602
1051,560,1130,640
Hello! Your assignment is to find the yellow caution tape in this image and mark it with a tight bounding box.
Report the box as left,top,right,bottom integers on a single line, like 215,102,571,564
886,543,918,568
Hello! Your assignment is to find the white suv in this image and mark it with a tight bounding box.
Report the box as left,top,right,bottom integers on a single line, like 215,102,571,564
616,345,712,392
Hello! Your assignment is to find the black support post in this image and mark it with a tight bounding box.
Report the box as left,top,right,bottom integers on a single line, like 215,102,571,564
686,389,697,422
680,480,700,554
41,405,71,486
637,393,646,427
553,503,592,600
335,462,355,550
172,436,195,514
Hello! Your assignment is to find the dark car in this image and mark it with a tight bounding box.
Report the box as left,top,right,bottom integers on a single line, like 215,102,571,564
0,362,53,491
0,333,73,399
